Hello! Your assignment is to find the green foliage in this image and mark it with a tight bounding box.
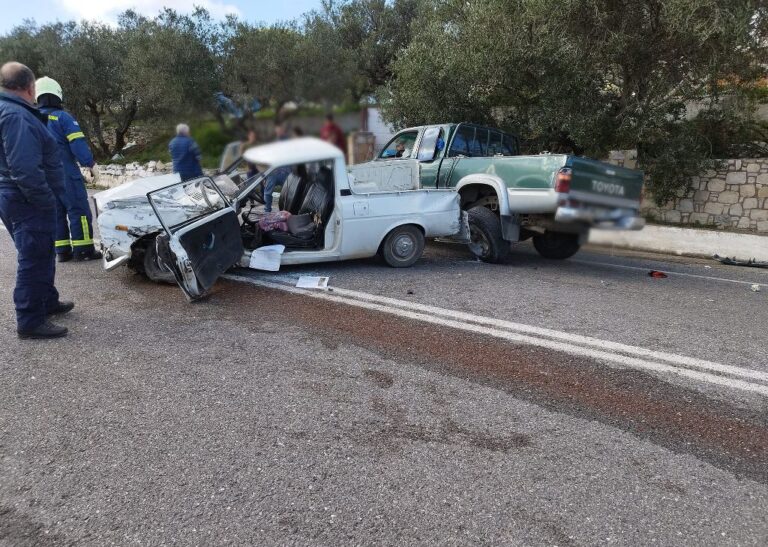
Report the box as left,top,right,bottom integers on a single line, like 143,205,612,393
115,120,229,169
192,121,233,167
218,14,358,129
316,0,421,97
639,120,721,205
0,9,222,159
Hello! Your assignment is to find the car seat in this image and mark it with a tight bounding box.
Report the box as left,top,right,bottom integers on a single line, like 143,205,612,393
267,166,335,249
278,170,309,214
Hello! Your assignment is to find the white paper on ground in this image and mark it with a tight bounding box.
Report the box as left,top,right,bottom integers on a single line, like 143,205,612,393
296,276,329,289
248,244,286,271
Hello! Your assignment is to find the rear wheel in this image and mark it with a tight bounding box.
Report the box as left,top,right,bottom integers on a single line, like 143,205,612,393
532,231,581,259
468,206,509,263
381,225,425,268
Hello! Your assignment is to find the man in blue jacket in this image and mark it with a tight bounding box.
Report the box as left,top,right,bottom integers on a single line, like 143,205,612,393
168,123,203,181
0,62,73,339
35,77,102,262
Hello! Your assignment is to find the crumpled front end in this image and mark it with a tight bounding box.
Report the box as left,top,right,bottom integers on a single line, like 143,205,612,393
95,201,163,270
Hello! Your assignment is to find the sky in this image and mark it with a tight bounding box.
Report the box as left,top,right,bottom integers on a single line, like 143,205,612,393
0,0,325,34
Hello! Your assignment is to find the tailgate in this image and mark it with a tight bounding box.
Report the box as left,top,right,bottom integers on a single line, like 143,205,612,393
568,157,644,205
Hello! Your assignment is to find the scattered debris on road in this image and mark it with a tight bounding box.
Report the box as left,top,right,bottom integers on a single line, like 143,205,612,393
713,254,768,269
752,284,762,292
249,244,285,271
648,270,668,278
296,276,329,290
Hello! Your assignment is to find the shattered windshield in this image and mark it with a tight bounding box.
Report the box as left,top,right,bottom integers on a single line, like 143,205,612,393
149,177,230,232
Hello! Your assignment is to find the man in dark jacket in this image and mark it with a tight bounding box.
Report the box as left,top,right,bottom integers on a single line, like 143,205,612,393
36,76,102,262
168,123,203,181
0,62,73,339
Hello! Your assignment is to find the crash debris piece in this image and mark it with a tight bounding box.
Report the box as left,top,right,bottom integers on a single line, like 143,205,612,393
296,276,329,290
713,254,768,269
752,284,762,292
648,270,668,278
249,244,285,271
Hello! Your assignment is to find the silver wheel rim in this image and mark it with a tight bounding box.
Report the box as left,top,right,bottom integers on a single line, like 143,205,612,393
392,234,415,259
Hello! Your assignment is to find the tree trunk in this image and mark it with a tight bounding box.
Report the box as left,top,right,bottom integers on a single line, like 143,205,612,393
86,101,110,160
112,100,139,157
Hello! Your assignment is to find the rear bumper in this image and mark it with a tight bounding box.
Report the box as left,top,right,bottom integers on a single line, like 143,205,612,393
555,206,645,231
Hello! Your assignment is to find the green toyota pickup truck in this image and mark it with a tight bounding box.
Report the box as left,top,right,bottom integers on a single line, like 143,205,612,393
349,123,645,262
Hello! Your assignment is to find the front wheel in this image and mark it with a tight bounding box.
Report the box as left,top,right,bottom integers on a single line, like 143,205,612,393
468,206,509,263
380,225,425,268
532,231,582,259
143,238,176,283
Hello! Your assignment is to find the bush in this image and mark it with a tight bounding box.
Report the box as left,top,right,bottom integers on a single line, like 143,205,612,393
115,120,232,169
638,120,720,206
191,121,233,168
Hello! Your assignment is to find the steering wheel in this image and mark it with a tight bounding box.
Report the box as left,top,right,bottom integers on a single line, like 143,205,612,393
245,176,265,205
200,181,223,210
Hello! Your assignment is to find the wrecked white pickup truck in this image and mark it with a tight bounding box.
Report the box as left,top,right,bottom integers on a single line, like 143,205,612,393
94,138,465,299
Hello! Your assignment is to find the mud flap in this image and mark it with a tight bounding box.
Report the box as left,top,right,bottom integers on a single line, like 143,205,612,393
500,214,521,242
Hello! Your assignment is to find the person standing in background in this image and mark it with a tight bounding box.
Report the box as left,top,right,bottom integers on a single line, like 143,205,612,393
169,123,204,181
36,77,102,262
319,113,346,157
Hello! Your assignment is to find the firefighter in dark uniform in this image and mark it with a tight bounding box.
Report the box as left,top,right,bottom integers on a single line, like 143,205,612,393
35,77,102,262
0,62,73,339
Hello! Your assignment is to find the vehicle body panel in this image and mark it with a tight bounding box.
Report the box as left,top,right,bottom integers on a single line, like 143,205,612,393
568,156,644,202
96,138,463,299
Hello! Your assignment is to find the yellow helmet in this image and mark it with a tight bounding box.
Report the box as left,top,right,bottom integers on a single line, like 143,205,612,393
35,77,63,101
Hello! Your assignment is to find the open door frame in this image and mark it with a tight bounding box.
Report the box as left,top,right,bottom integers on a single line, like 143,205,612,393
147,177,244,300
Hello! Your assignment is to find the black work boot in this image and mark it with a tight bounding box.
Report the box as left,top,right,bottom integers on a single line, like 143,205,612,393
57,251,73,263
47,301,75,316
18,321,68,340
73,249,103,262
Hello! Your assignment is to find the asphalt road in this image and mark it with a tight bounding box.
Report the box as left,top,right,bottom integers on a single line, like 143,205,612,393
1,228,767,545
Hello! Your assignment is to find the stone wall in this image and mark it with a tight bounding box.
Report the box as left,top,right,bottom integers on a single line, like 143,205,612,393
91,161,215,189
607,150,768,233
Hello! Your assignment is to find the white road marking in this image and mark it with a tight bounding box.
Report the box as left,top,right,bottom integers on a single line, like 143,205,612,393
315,285,768,382
572,259,768,288
224,274,768,397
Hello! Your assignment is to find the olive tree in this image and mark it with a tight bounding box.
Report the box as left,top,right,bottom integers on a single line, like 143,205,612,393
317,0,421,97
0,9,222,158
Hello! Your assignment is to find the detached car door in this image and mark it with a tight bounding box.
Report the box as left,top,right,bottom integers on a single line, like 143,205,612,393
147,176,243,300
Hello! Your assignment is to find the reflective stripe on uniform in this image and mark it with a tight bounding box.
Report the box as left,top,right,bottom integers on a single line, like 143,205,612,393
66,131,85,141
55,239,71,247
72,216,93,246
48,115,59,121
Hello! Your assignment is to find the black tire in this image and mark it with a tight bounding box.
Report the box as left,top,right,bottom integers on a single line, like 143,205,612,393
143,238,176,283
380,225,425,268
468,206,509,263
532,231,582,260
